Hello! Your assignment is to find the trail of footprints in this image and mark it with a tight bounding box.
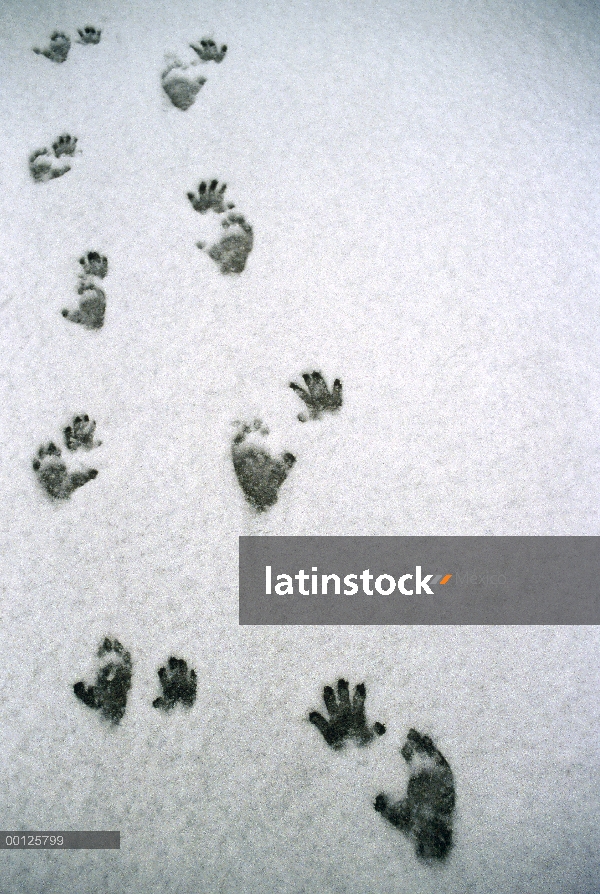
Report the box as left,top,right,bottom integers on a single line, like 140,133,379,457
28,23,457,868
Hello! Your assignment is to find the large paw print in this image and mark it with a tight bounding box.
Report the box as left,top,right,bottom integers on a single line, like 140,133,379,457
374,729,455,862
33,32,71,63
198,213,254,275
188,180,234,214
29,135,79,183
62,252,108,330
77,26,101,45
232,419,295,512
74,638,132,725
161,59,206,110
309,679,386,749
190,38,227,63
153,657,197,710
290,372,343,422
32,443,97,500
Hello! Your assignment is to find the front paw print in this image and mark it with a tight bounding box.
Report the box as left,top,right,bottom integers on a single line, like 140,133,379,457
231,419,295,512
290,372,342,422
73,638,132,725
79,251,108,280
152,657,197,710
63,415,101,451
309,679,386,749
198,213,254,274
77,26,101,45
32,442,97,500
190,38,227,63
52,134,77,158
187,180,234,214
33,31,71,63
374,729,455,862
161,59,206,110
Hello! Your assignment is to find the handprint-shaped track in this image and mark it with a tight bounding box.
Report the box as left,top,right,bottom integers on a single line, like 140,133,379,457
309,678,386,748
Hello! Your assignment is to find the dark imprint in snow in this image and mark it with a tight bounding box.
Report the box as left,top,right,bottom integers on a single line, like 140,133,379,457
290,372,343,422
32,442,97,500
232,419,295,512
153,657,197,710
62,252,108,329
190,38,227,63
309,678,386,749
188,180,234,214
52,134,77,158
63,415,101,451
374,729,456,862
29,134,78,183
33,32,71,63
198,213,254,274
77,26,101,45
73,638,132,725
161,60,206,110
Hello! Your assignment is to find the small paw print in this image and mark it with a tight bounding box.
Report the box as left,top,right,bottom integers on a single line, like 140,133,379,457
32,442,97,500
187,180,234,214
33,32,71,63
52,134,77,158
374,729,455,862
62,252,108,329
74,638,132,725
290,372,343,422
63,415,101,451
232,419,295,512
190,38,227,63
198,213,254,275
309,679,386,749
152,657,197,710
161,59,206,110
77,26,101,45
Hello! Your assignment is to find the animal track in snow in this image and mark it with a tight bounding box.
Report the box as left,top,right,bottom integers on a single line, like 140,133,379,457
374,729,456,862
198,212,254,275
231,419,295,512
32,415,100,500
33,32,71,63
153,658,197,710
62,251,108,330
290,372,343,422
309,679,386,749
190,38,227,63
188,180,234,215
161,58,206,110
73,638,132,725
77,26,101,45
29,135,78,183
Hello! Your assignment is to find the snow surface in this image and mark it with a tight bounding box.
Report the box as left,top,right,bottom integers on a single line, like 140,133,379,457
0,0,599,891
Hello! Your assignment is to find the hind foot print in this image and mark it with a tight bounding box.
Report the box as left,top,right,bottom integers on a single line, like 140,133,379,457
32,443,97,500
62,252,108,329
232,419,295,512
63,415,101,451
187,180,234,214
198,213,253,274
290,372,343,422
33,32,71,63
190,38,227,63
74,638,132,725
309,679,386,749
152,657,197,710
77,26,101,45
374,729,455,862
161,60,206,110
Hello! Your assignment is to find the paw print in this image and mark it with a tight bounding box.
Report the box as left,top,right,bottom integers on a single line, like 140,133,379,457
52,134,77,158
62,252,108,329
190,38,227,63
374,729,455,862
198,213,254,275
73,638,132,725
77,26,101,45
152,657,197,710
32,443,98,500
187,180,234,214
33,32,71,63
63,415,101,451
290,372,343,422
309,679,386,749
232,419,295,512
161,59,206,110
